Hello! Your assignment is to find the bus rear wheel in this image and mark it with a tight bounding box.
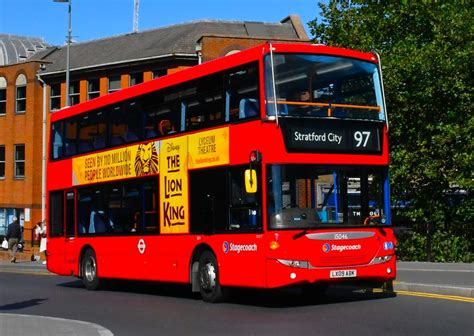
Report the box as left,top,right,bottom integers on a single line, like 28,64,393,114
198,251,227,303
81,249,101,290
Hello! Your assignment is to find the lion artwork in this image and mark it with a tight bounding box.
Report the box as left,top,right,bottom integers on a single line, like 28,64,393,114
135,142,159,176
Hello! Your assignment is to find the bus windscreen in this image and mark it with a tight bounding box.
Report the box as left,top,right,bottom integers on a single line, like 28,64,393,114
265,54,385,121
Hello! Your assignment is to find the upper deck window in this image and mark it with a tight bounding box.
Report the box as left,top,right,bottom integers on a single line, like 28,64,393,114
265,54,385,121
50,61,260,160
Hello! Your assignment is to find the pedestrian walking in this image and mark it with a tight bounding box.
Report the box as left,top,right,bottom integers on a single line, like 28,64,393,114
39,221,47,265
34,222,42,245
6,216,21,263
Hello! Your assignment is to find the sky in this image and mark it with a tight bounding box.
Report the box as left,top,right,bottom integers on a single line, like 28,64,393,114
0,0,324,46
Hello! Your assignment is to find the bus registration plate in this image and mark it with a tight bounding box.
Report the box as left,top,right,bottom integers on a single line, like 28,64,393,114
330,269,357,278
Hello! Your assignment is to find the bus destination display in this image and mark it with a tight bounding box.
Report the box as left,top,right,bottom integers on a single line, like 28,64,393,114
281,118,383,154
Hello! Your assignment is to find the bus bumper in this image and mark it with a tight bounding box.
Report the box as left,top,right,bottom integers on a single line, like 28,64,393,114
265,257,396,289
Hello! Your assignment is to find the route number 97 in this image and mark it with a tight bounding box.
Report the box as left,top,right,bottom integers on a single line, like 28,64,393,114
354,131,371,147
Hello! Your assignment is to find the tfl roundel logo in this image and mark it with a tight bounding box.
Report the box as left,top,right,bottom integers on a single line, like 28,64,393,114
223,241,230,254
322,243,331,253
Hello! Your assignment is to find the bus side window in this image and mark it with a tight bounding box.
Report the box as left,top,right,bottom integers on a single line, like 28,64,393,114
227,62,259,122
51,121,64,159
189,168,227,234
49,191,65,237
64,119,77,157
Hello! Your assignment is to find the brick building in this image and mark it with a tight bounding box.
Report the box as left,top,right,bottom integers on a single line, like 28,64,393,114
0,16,309,242
0,35,49,238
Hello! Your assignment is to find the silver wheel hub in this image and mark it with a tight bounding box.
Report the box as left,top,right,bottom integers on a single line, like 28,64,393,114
199,262,216,292
84,257,96,282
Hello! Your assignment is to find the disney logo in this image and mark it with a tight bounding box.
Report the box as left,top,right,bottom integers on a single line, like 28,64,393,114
166,142,180,152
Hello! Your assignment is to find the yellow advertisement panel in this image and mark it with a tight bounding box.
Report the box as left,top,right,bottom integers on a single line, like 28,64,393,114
188,127,229,169
72,141,160,186
160,136,189,234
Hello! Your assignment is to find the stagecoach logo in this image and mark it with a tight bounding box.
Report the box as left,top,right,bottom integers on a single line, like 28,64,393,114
137,239,146,254
222,241,257,254
323,243,362,253
223,241,230,254
135,142,159,176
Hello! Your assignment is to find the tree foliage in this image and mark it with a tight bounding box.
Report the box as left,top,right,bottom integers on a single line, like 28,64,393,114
309,1,473,257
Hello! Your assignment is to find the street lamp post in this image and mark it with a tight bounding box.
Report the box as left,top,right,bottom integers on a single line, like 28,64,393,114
54,0,72,107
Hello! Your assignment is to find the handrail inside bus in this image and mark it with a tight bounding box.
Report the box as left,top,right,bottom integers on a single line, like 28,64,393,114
274,100,381,118
277,100,381,111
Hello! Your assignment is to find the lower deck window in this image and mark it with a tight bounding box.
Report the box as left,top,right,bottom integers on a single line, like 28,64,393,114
77,177,158,235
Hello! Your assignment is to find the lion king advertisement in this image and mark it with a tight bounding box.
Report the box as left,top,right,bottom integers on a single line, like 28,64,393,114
72,141,160,185
159,136,189,234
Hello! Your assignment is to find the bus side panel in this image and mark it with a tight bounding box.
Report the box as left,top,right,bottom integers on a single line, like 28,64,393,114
85,237,148,280
47,238,73,276
142,235,196,283
209,234,267,288
48,160,73,191
85,235,197,283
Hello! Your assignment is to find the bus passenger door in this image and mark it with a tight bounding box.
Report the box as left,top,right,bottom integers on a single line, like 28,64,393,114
64,190,77,270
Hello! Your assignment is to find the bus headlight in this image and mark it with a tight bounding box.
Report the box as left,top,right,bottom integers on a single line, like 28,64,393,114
277,259,309,268
370,255,392,265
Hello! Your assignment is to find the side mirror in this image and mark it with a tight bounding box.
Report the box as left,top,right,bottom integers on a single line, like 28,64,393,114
244,169,257,193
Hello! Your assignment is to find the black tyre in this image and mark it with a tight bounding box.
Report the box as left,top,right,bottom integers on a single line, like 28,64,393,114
198,251,228,303
81,249,101,290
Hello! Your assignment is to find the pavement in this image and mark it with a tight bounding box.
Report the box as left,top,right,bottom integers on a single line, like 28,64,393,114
0,260,472,335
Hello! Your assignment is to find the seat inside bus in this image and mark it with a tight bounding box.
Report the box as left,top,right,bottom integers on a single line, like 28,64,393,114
88,210,113,233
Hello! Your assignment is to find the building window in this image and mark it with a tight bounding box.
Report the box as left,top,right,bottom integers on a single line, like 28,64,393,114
0,145,5,178
108,76,121,93
0,77,6,115
15,74,27,114
69,81,80,106
14,144,25,178
0,209,6,236
50,83,61,111
152,69,167,79
129,72,143,86
88,78,100,100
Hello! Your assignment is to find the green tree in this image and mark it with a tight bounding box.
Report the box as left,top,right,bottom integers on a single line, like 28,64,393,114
309,1,473,260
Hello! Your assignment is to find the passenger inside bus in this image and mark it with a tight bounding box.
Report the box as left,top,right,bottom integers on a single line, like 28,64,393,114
239,98,259,119
290,89,326,117
131,212,140,232
159,119,175,136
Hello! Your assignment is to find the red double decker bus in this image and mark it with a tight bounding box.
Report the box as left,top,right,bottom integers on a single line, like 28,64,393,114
47,42,396,302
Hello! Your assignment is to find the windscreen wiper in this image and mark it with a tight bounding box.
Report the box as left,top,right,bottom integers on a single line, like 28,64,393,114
293,227,320,240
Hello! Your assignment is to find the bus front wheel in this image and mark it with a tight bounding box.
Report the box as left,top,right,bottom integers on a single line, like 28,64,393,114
198,251,227,303
81,249,101,290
